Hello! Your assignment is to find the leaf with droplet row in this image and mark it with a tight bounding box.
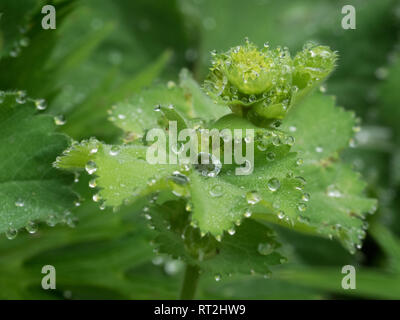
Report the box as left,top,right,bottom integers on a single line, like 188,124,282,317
55,141,180,208
108,70,229,139
0,91,77,236
55,121,302,237
150,200,285,277
277,92,377,252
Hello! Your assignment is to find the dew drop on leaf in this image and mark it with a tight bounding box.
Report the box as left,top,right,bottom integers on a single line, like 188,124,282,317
297,202,307,212
267,178,280,192
257,242,274,255
6,227,18,240
15,199,24,207
25,221,38,234
266,152,275,161
246,191,261,205
214,273,222,282
85,161,97,175
89,179,97,188
54,115,66,126
210,184,223,198
35,99,47,111
109,145,120,156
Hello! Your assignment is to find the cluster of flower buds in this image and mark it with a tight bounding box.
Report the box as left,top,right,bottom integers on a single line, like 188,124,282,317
204,39,337,123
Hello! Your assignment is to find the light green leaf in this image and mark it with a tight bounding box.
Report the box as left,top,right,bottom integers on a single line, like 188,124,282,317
279,92,377,251
109,69,229,139
55,140,179,208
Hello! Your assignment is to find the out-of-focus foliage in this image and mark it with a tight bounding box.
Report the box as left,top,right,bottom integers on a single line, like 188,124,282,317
0,0,399,299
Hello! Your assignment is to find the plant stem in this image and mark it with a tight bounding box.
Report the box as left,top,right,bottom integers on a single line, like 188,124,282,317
180,264,200,300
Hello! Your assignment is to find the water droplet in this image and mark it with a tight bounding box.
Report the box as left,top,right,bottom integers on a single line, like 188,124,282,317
285,136,295,146
326,185,342,198
297,203,307,212
92,193,101,202
35,99,47,111
244,209,252,218
194,152,222,178
301,193,310,202
228,228,236,236
85,161,97,175
6,227,18,240
266,152,275,161
246,191,261,205
375,67,388,80
16,91,26,104
277,211,285,219
296,158,304,166
267,178,280,192
164,260,184,276
315,146,323,153
170,171,189,185
167,81,176,89
89,179,97,188
214,273,222,282
25,221,38,234
272,136,280,146
185,201,192,212
109,145,120,156
46,214,58,227
210,184,223,197
54,115,66,126
258,242,274,255
280,257,288,264
15,199,24,207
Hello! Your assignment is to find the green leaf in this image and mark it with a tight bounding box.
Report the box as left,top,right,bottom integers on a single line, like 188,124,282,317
110,70,229,139
151,200,284,277
55,140,180,208
279,92,377,251
0,91,76,235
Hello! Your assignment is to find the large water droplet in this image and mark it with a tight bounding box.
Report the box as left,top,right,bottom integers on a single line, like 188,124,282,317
194,152,222,178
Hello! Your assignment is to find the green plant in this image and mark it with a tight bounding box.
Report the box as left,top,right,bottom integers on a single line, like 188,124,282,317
1,0,399,301
51,40,376,299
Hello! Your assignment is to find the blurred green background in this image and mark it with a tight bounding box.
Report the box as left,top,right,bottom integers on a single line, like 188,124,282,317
0,0,400,299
